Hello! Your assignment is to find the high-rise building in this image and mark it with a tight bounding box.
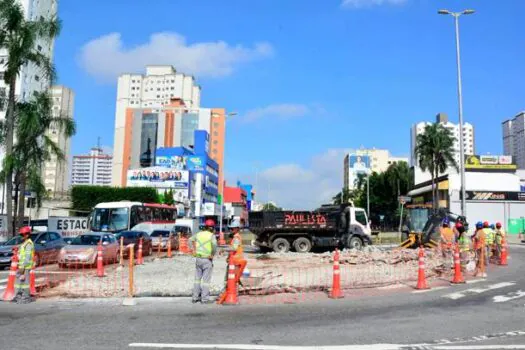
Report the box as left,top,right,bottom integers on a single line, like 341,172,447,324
71,148,112,186
111,66,227,194
410,113,475,166
502,111,525,169
42,85,74,196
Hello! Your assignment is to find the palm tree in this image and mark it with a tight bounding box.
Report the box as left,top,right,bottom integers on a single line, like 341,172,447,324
0,0,61,234
0,92,75,229
332,188,354,205
415,123,458,211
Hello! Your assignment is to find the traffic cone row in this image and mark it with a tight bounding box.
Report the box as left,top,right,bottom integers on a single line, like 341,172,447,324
167,235,173,258
137,238,144,265
499,237,508,266
2,247,18,301
329,248,343,299
451,244,465,284
178,235,191,254
222,252,238,305
29,254,37,295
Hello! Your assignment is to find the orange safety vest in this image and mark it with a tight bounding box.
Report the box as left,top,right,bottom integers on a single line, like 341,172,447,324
440,227,454,248
230,232,244,259
474,229,486,250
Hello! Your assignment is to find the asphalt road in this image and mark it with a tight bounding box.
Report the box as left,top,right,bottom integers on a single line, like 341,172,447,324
1,246,525,350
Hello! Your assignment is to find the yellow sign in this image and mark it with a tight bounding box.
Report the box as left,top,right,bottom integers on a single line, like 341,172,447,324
465,155,517,171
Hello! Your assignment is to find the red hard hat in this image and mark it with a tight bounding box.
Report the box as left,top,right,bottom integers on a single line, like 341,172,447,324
205,219,215,227
496,222,502,228
455,222,463,229
19,226,31,235
483,221,489,228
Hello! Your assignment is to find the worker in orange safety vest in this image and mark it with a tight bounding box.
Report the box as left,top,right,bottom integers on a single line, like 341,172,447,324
217,221,247,304
440,217,455,268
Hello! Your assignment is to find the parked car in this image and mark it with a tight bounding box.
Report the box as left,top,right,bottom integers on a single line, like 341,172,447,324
58,232,119,268
63,236,75,245
0,231,65,268
115,231,152,258
150,229,178,251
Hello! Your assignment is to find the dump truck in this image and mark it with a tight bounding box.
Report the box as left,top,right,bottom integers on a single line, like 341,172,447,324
249,203,372,253
399,206,468,249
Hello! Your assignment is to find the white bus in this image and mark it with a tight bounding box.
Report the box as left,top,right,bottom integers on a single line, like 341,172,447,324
89,201,177,233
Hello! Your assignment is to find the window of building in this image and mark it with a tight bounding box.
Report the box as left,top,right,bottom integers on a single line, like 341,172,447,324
171,87,174,90
213,131,218,136
34,75,40,81
213,122,219,128
212,149,218,154
157,88,160,91
37,45,42,52
157,95,160,98
213,140,218,145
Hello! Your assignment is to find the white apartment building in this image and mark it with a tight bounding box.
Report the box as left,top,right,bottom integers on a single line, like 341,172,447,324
410,113,475,167
42,86,74,196
71,148,112,186
502,111,525,169
112,65,201,185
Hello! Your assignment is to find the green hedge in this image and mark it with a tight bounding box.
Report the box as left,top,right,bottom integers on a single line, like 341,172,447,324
71,186,159,212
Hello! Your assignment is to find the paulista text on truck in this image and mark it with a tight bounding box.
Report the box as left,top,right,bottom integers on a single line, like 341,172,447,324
249,203,372,253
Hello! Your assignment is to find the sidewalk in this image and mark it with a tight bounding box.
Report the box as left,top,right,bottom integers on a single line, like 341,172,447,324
507,234,524,245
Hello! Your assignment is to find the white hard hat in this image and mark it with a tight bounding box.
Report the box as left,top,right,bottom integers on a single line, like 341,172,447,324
229,221,241,229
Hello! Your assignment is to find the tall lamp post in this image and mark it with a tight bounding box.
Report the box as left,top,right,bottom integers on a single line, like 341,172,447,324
213,111,237,237
438,8,475,217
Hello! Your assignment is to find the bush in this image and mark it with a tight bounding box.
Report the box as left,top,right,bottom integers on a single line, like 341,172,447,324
71,186,159,212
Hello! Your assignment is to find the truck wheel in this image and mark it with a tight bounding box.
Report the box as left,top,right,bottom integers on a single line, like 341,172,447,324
272,238,290,253
348,236,363,250
293,237,312,253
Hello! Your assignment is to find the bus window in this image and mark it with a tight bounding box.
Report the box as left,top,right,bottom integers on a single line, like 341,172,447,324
144,207,152,221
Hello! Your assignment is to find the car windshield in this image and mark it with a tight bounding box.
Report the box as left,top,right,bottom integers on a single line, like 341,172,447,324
117,231,140,239
151,231,170,237
4,234,39,245
70,235,101,246
91,207,129,232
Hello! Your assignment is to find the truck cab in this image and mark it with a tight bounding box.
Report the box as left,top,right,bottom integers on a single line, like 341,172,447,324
340,206,372,249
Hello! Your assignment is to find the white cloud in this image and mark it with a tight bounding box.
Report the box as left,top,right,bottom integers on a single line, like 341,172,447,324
78,32,274,82
341,0,408,9
242,103,311,122
233,149,352,210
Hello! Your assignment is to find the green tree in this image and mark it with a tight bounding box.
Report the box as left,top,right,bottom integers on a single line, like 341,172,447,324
415,123,458,211
0,0,61,234
262,202,282,211
163,189,175,205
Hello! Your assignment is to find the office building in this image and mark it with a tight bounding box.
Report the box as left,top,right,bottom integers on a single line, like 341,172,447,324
502,111,525,169
343,149,408,190
42,85,74,196
71,148,112,186
410,113,474,167
112,93,227,194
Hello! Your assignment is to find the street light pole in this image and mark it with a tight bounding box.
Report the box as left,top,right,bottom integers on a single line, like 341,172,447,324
438,9,475,217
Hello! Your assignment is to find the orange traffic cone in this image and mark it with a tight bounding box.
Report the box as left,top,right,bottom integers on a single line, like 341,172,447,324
329,248,344,299
179,236,190,254
167,234,173,258
29,254,37,295
137,238,144,265
96,242,105,277
218,231,226,245
222,252,239,305
451,244,465,284
499,237,508,266
416,246,429,290
2,247,18,301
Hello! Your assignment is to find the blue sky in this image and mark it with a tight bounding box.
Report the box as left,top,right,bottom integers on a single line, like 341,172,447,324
54,0,525,209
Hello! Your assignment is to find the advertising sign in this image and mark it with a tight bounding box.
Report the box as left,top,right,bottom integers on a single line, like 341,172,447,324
187,156,205,172
464,155,517,172
127,167,189,189
462,191,525,201
349,155,371,175
202,202,217,216
48,217,89,237
154,156,187,170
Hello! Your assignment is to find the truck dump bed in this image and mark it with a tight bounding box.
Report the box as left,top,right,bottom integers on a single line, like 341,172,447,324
249,207,340,233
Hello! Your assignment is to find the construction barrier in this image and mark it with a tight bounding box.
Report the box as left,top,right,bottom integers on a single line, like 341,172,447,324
2,247,18,301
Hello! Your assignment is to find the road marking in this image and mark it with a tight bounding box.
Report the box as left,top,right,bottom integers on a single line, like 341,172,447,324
412,286,449,294
443,282,516,300
465,279,485,284
129,344,408,350
0,278,8,283
493,290,525,303
435,346,525,349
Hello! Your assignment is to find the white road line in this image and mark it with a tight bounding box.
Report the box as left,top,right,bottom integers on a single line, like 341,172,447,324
435,346,525,349
129,344,410,350
412,286,449,294
493,290,525,303
0,278,8,283
466,279,486,284
443,282,516,300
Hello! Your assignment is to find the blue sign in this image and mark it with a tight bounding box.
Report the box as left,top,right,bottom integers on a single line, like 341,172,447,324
187,156,205,172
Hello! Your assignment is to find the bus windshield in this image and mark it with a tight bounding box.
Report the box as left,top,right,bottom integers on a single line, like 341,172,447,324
91,207,129,232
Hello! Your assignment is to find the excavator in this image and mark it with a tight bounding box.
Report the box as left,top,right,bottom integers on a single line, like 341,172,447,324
399,205,468,249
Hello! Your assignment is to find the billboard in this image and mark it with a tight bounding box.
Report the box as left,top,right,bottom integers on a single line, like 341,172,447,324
127,167,189,189
48,217,89,237
186,156,205,172
155,155,188,170
349,155,371,175
464,155,517,172
462,191,525,201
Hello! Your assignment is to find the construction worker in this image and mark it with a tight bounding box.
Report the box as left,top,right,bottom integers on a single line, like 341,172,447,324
456,222,470,271
440,218,455,268
495,222,506,259
474,221,487,277
13,226,35,304
483,221,494,265
189,219,217,304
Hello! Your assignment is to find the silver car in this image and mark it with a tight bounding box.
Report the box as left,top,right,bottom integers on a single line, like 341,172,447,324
58,232,119,268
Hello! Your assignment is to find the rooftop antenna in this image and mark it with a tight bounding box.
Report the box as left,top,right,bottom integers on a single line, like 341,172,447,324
97,136,101,151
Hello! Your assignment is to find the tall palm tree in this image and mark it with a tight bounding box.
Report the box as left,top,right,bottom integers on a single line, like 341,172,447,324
415,123,458,211
0,0,61,234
